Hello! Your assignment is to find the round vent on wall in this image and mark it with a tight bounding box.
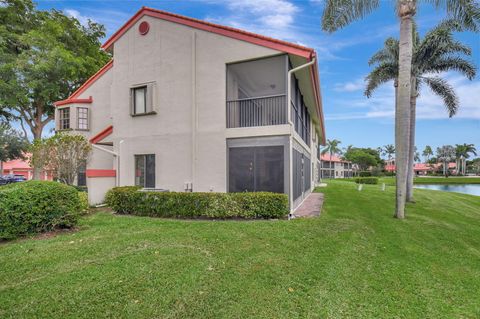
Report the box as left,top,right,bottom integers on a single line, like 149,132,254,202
139,21,150,35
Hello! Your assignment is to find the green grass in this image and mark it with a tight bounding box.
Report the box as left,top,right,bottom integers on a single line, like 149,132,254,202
1,181,480,318
339,176,480,186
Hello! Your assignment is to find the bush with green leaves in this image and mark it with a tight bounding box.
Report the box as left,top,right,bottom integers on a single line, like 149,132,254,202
354,177,379,185
359,171,372,177
105,187,289,219
0,181,83,239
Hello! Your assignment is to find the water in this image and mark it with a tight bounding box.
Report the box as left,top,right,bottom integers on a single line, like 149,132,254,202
414,184,480,196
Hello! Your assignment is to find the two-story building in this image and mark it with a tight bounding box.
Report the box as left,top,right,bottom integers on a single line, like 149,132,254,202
320,154,354,179
54,7,326,211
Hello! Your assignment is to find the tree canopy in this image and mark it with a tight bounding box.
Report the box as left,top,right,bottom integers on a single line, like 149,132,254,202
0,0,110,139
0,123,27,165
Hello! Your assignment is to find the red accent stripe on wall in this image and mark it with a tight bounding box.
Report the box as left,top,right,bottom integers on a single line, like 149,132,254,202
89,125,113,144
86,169,116,177
54,96,93,107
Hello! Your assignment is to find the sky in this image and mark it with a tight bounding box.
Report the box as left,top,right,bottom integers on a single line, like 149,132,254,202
36,0,480,157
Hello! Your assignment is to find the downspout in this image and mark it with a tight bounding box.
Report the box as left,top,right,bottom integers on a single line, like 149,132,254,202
191,32,197,192
287,57,316,215
91,143,120,187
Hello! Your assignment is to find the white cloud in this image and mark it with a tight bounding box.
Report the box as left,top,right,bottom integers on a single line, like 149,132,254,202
65,9,94,27
205,0,302,44
334,78,365,92
326,73,480,121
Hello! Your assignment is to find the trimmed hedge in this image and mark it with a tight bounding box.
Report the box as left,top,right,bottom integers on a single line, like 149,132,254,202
359,171,372,177
355,177,379,184
105,186,289,219
0,181,84,240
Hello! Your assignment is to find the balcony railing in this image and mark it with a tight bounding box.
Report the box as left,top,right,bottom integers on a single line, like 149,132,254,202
226,94,287,128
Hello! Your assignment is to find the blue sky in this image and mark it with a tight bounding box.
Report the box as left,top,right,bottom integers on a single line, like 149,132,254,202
37,0,480,156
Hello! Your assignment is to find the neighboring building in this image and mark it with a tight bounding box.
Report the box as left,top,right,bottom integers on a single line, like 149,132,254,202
54,7,326,211
1,157,53,181
385,159,457,175
320,154,354,179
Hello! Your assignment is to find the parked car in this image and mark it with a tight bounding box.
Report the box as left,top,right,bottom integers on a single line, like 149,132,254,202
1,174,26,184
0,176,7,185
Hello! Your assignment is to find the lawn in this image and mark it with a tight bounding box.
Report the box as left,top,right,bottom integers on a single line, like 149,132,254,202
1,181,480,318
339,176,480,186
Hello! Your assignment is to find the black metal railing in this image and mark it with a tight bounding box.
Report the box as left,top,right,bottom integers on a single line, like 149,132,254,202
226,94,287,128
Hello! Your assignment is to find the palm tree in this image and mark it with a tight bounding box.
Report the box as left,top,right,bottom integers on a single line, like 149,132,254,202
382,144,396,161
437,145,456,176
422,145,433,162
321,139,342,163
365,22,476,202
455,143,477,175
322,0,480,218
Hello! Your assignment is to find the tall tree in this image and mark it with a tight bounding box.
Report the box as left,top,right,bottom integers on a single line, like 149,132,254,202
322,0,480,218
422,145,433,162
0,0,109,166
455,143,477,175
321,139,342,162
437,145,456,176
0,123,28,174
383,144,396,161
365,21,476,202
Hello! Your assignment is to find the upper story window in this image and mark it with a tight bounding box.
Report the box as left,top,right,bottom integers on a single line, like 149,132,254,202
77,107,89,130
131,83,156,116
59,108,70,130
133,86,147,114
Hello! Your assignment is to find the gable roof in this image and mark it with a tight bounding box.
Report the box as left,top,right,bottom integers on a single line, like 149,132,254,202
102,7,315,58
100,7,325,144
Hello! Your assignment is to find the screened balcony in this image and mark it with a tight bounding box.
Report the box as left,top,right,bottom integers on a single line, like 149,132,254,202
226,55,287,128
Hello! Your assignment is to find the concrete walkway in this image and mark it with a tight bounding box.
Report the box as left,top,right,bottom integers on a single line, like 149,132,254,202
293,192,324,218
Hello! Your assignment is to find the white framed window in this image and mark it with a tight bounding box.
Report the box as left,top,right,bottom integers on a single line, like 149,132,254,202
59,108,70,130
77,107,89,130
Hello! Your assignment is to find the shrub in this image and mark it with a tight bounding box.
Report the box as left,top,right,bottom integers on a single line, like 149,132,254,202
359,171,372,177
0,181,83,240
78,191,89,214
354,177,379,184
105,187,289,219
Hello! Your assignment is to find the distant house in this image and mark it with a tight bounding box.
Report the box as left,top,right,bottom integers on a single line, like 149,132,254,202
320,154,354,179
1,157,53,180
384,159,456,175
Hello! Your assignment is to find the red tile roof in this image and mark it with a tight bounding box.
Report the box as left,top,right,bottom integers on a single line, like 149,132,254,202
2,158,31,170
320,154,348,163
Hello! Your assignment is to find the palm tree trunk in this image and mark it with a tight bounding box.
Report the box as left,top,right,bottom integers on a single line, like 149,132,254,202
395,0,416,219
406,80,417,202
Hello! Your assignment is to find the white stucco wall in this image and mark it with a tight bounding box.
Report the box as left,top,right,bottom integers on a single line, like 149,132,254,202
55,14,321,205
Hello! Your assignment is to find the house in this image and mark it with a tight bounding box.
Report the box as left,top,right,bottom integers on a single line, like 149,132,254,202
1,157,53,181
53,7,326,211
319,154,354,179
385,159,457,175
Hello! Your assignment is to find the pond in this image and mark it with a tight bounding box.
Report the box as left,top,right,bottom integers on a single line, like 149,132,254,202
414,184,480,196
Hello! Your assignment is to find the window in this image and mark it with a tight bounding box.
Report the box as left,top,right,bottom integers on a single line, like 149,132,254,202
133,86,147,114
77,162,86,187
77,108,89,130
59,108,70,130
135,154,155,188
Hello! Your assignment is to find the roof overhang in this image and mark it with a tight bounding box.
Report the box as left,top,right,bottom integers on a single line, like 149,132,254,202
90,125,113,145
